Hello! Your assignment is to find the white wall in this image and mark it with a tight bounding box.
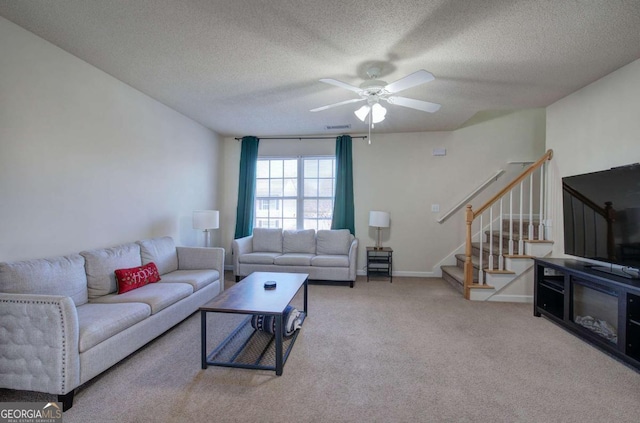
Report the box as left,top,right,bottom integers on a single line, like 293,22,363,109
352,109,545,275
546,58,640,257
0,17,222,261
221,109,546,273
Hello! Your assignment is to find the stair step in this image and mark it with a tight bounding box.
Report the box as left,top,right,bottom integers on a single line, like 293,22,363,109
455,253,480,268
441,265,496,294
469,283,495,290
472,241,519,257
485,231,539,242
504,254,535,259
453,255,480,282
443,218,551,300
455,253,516,274
500,219,540,231
441,265,467,293
485,269,516,275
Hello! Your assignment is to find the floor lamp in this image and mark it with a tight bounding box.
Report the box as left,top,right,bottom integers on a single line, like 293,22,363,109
193,210,219,247
369,211,390,249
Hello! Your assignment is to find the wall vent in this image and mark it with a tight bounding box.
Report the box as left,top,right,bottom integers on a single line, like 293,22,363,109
326,124,351,130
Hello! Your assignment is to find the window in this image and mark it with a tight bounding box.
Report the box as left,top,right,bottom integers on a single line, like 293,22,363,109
255,157,335,230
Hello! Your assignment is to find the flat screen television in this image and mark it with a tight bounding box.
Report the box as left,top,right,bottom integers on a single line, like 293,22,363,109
562,163,640,279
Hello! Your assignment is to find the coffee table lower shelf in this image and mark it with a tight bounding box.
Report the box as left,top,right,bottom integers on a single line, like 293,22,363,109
202,313,306,374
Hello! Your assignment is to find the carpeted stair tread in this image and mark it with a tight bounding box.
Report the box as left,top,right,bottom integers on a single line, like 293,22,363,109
454,253,481,267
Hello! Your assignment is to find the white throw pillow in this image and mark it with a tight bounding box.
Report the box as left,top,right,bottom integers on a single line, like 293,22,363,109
283,229,316,254
137,237,178,275
252,228,283,253
316,229,352,255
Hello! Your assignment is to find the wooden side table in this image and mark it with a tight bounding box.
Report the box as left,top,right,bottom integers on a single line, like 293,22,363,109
366,247,393,283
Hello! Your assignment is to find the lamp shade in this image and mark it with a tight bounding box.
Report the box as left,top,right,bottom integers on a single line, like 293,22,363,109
369,211,390,228
354,104,387,123
370,103,387,123
354,105,370,121
193,210,219,230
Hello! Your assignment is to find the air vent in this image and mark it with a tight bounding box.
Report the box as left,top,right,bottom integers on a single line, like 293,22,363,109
326,124,351,130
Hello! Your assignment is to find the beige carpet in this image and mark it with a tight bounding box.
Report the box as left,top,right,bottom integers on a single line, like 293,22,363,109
2,274,640,422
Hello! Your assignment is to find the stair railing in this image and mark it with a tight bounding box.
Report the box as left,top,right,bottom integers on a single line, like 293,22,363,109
463,149,554,299
437,169,506,224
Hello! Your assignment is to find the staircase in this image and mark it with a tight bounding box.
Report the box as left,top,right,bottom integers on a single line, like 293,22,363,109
440,149,555,301
441,220,553,301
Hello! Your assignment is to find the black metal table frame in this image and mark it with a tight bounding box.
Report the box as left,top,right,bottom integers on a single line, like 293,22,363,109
200,279,308,376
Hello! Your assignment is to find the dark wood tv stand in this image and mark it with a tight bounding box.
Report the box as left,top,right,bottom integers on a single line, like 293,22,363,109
534,258,640,372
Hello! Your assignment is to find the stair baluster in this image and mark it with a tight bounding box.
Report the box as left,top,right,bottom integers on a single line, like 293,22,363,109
528,174,534,241
519,181,524,255
478,214,484,285
538,163,545,240
498,198,504,270
508,191,514,255
488,206,494,270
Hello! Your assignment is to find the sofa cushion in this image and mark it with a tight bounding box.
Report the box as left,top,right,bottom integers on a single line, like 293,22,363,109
252,228,283,253
238,252,281,265
274,253,314,266
81,243,142,299
311,255,350,268
176,247,219,270
115,262,161,294
316,229,352,255
137,237,179,275
76,302,151,353
90,282,193,315
158,269,219,291
0,254,89,306
283,229,316,254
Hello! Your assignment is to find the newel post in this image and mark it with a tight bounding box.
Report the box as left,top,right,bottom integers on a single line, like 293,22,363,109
463,205,474,300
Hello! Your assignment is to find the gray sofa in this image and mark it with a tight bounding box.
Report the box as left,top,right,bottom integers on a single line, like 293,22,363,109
232,228,358,287
0,236,224,410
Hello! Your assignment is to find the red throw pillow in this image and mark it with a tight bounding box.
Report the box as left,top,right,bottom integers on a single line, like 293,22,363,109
115,262,161,294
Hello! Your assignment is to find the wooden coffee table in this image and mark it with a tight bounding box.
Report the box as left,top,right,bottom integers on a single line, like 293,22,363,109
199,272,308,375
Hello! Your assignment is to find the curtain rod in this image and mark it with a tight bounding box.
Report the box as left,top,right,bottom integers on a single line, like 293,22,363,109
234,136,367,141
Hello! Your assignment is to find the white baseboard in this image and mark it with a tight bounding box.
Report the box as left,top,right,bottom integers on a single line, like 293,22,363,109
394,270,437,278
357,270,436,278
487,294,533,303
228,266,437,279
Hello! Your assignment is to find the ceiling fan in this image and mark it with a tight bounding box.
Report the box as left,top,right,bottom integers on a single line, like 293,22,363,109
311,67,441,125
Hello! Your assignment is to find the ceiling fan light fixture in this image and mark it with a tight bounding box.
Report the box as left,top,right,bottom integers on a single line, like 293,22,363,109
354,105,370,121
314,68,439,125
371,103,387,123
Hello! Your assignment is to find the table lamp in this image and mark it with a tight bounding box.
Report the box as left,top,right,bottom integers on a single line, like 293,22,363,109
193,210,219,247
369,211,390,249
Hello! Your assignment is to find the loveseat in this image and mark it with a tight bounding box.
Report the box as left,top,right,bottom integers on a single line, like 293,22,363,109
0,236,224,410
232,228,358,287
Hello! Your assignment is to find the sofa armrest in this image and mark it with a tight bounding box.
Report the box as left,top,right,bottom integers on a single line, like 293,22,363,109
176,247,225,275
231,235,253,276
0,293,80,395
348,238,359,281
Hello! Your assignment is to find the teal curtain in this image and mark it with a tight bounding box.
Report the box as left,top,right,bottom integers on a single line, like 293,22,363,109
234,136,260,239
331,135,355,234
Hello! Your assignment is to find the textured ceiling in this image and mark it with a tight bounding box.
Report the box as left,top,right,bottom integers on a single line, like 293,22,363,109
1,1,639,137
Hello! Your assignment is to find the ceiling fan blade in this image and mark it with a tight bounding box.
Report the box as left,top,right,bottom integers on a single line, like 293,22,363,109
386,96,441,113
384,70,435,94
319,78,362,94
310,98,365,112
